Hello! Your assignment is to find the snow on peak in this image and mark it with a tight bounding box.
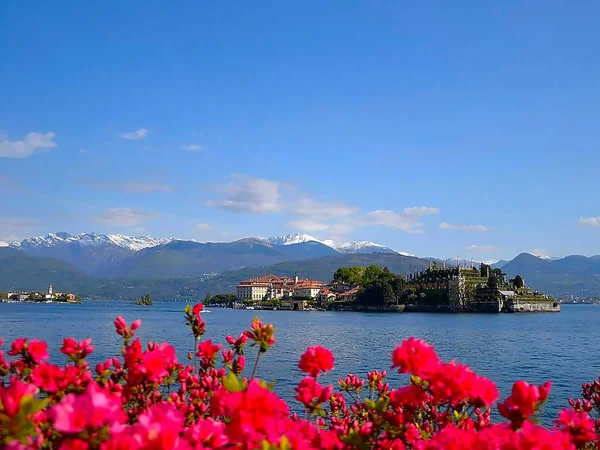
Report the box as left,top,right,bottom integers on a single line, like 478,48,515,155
0,241,8,248
265,233,323,246
11,232,171,252
106,234,171,251
335,241,406,255
266,234,410,255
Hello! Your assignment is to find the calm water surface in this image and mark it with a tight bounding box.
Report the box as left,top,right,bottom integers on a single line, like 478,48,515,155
1,302,598,423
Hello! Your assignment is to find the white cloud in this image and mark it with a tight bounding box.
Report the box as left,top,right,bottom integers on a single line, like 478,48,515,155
96,208,158,227
83,180,174,193
439,222,492,232
120,128,148,141
530,248,548,257
0,131,57,158
292,197,358,219
358,207,438,232
194,222,213,231
182,144,204,152
465,245,498,253
403,206,440,217
579,217,600,227
206,175,283,213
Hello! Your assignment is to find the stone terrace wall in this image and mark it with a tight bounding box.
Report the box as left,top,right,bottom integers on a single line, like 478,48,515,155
506,299,560,313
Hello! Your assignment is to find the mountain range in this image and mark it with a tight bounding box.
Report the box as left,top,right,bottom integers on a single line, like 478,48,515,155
3,231,600,300
5,232,405,278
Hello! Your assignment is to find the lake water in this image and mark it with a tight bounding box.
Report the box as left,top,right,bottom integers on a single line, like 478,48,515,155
1,302,599,423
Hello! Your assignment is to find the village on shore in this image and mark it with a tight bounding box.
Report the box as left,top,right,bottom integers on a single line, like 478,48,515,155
221,263,560,313
1,284,80,303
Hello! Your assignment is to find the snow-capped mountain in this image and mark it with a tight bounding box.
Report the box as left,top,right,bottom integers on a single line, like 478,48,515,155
0,241,8,248
11,232,171,252
335,241,411,255
265,234,406,255
264,233,323,246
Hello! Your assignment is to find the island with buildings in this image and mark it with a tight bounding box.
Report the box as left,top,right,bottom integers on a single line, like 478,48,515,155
1,285,80,303
234,263,560,313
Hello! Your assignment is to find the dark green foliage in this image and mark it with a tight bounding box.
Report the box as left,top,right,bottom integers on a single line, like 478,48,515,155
513,275,525,289
205,293,236,305
487,275,499,289
333,267,365,284
356,266,405,307
135,294,153,306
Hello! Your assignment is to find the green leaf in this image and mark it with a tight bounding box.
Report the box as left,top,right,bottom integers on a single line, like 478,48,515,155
222,371,246,393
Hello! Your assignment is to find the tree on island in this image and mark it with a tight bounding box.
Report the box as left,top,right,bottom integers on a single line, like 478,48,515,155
513,275,525,289
135,294,153,306
356,266,405,307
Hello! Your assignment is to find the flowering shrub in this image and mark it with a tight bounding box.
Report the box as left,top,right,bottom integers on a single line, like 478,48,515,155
0,306,599,449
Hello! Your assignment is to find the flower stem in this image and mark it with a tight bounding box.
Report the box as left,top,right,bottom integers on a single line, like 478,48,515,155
194,336,198,372
251,350,262,379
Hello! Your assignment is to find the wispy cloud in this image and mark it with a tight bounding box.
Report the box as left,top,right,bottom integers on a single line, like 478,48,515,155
530,248,548,257
0,131,57,158
96,208,159,227
182,144,204,152
194,222,213,231
465,244,498,253
82,180,174,193
579,217,600,227
206,174,439,236
292,198,358,219
403,207,440,217
120,128,148,141
206,175,283,213
358,207,439,233
439,222,493,232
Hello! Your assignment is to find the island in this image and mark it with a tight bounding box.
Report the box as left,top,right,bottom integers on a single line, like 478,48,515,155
233,263,559,313
0,284,81,303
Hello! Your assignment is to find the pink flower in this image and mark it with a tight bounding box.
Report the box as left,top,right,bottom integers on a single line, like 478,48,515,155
295,376,333,410
26,339,49,364
61,338,95,362
498,380,550,426
185,418,229,449
192,303,204,316
298,346,335,377
140,349,168,382
0,378,38,418
134,402,187,448
555,408,597,447
243,317,276,353
51,381,124,433
31,363,65,392
197,340,222,362
391,337,440,376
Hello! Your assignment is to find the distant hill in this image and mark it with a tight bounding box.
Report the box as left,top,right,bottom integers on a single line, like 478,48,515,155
0,249,431,301
9,232,168,276
0,247,91,292
502,253,600,298
100,238,339,279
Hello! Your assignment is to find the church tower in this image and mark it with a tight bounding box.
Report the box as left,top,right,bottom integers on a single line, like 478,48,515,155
48,284,53,295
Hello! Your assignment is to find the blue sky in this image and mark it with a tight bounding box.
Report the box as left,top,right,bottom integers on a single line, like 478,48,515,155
1,1,599,260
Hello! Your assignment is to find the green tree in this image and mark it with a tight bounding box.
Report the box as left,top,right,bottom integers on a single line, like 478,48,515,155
363,265,384,284
204,292,212,303
136,294,153,306
333,267,365,284
513,275,525,289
